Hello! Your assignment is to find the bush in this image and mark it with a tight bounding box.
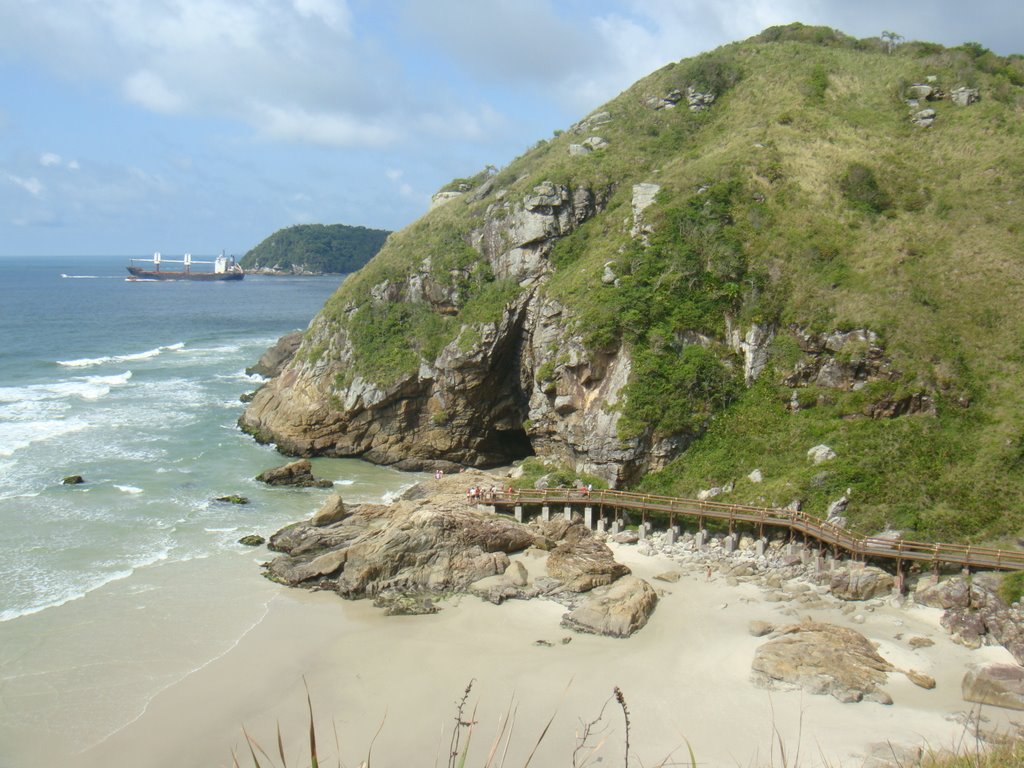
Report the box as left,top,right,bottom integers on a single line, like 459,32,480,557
839,162,892,214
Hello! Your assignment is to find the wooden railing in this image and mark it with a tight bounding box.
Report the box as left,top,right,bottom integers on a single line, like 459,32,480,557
487,488,1024,572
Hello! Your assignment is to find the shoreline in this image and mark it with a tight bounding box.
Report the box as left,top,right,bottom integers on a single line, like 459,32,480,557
61,523,1023,768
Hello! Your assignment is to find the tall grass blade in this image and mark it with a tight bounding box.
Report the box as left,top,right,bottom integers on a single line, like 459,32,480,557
303,678,319,768
483,695,516,768
455,703,479,768
277,721,288,768
521,678,573,768
497,706,518,768
242,726,265,768
364,708,387,768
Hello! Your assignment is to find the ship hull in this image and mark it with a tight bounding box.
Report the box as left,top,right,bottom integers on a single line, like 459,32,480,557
126,266,244,281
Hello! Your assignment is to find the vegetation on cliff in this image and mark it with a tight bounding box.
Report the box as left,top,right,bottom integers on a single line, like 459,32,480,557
246,24,1024,543
240,223,390,274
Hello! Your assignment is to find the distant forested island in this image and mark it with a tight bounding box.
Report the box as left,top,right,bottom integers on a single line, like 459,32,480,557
240,224,391,275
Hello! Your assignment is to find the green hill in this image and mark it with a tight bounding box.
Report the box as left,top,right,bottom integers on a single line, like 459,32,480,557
241,25,1024,544
240,223,390,274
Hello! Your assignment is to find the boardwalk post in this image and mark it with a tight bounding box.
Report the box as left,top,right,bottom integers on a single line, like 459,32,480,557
755,538,767,558
542,505,550,522
695,530,705,550
564,505,572,521
514,505,523,523
584,506,593,529
596,516,606,533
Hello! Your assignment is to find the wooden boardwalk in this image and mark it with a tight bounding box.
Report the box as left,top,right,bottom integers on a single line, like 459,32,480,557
489,487,1024,572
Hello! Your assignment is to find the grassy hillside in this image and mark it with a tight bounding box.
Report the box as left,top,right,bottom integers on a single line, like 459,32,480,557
310,25,1024,542
241,223,390,273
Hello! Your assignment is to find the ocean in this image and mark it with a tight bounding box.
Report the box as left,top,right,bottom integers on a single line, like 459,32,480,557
0,256,418,765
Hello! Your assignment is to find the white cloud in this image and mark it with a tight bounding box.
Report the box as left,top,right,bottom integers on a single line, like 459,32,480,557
5,173,44,198
385,169,403,182
292,0,351,31
253,104,400,148
123,70,185,114
67,159,80,171
39,152,62,167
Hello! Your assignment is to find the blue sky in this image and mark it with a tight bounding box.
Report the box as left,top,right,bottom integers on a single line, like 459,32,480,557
1,0,1020,256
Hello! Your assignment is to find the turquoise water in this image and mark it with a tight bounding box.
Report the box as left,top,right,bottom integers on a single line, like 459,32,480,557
0,257,420,764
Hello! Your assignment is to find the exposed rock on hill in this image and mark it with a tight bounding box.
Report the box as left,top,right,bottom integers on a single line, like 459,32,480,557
241,25,1024,539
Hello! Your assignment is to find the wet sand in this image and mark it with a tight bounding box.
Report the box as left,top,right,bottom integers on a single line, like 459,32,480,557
61,544,1022,768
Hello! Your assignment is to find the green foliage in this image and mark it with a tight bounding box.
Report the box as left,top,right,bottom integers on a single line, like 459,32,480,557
620,345,741,439
241,224,390,273
839,162,892,214
1000,571,1024,606
751,23,857,48
677,51,744,95
511,457,608,490
805,64,830,101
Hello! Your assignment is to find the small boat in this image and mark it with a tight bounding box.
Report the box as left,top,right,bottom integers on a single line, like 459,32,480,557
127,251,244,281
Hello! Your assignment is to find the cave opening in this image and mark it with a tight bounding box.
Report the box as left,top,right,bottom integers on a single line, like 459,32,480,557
477,427,535,467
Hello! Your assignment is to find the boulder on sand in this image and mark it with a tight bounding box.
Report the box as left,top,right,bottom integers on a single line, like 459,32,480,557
561,575,658,638
751,621,894,703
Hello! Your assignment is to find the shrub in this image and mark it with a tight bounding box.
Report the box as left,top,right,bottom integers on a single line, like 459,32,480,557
839,162,892,214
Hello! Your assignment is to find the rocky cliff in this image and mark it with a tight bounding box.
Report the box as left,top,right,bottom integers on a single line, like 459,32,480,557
242,25,1024,539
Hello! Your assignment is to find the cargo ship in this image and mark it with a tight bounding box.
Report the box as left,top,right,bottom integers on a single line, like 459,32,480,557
126,252,244,281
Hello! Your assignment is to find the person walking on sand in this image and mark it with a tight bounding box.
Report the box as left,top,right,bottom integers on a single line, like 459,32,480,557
705,564,712,582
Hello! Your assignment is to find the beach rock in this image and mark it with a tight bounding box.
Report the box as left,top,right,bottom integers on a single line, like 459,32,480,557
61,475,85,485
256,459,333,488
561,575,658,637
749,620,775,637
654,571,681,583
547,526,630,592
908,636,935,649
962,664,1024,710
610,530,639,544
246,331,303,378
238,534,265,547
830,566,894,601
506,560,529,587
905,670,936,689
373,592,439,616
751,621,894,703
311,494,348,526
265,486,537,602
215,494,249,504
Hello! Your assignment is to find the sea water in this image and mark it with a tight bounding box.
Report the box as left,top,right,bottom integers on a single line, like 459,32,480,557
0,256,417,765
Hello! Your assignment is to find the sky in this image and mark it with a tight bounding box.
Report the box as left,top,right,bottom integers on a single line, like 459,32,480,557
1,1,1021,257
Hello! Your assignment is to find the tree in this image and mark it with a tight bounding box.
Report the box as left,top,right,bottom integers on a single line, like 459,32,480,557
881,30,904,54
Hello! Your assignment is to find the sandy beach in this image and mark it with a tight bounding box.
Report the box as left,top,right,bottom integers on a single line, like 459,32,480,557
58,538,1022,768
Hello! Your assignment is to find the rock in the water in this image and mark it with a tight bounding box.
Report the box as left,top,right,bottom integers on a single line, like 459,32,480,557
246,331,303,378
962,664,1024,710
238,534,265,547
751,621,894,703
561,575,658,637
62,475,85,485
547,526,630,592
256,459,333,488
830,566,894,601
215,494,249,505
311,494,348,526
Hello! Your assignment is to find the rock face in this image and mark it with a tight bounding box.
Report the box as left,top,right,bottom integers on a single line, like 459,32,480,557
246,331,303,378
311,494,347,526
561,576,658,638
751,621,894,703
915,576,1024,663
546,525,630,591
962,664,1024,710
256,459,333,488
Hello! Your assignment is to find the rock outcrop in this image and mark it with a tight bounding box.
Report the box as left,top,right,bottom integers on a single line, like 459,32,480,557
256,459,333,488
263,472,656,636
915,576,1024,663
751,621,894,703
246,331,303,378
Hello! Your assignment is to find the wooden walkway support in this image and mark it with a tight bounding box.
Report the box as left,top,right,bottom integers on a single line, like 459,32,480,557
489,488,1024,573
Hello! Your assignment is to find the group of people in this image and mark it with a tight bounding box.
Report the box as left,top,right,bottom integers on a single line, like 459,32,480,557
465,485,513,503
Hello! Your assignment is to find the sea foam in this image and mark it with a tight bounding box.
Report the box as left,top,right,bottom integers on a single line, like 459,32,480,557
57,343,185,368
